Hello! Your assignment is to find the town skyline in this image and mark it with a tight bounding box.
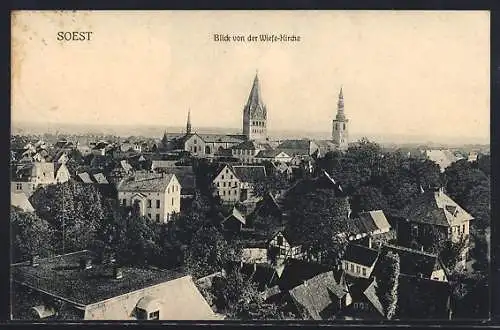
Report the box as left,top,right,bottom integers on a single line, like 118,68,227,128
12,11,489,144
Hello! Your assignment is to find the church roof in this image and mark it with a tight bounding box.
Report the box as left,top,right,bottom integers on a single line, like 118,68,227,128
245,73,267,120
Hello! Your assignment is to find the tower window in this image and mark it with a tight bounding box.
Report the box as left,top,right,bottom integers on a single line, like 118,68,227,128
343,123,346,130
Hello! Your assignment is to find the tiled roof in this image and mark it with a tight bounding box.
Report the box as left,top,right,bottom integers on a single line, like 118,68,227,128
197,134,244,144
346,210,391,236
158,166,196,193
342,244,379,267
118,173,175,192
11,250,187,306
232,165,266,183
11,192,35,212
361,278,385,316
277,139,311,156
77,172,94,184
232,140,260,150
120,160,133,172
93,173,109,184
223,207,246,225
278,259,332,291
403,190,473,227
378,244,443,279
289,270,348,320
255,149,286,158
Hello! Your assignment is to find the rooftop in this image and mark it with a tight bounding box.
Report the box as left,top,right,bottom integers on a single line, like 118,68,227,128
11,250,187,306
342,244,379,267
117,173,175,192
232,165,267,183
403,189,474,227
378,244,444,278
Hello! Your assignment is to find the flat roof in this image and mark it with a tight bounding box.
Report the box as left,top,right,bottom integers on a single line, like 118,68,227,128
11,250,187,306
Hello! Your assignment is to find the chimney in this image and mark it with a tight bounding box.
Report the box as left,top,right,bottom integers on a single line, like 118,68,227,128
368,236,373,249
30,254,40,267
420,245,424,252
79,257,92,270
113,266,123,280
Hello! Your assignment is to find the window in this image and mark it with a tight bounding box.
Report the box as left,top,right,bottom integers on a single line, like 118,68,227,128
171,197,174,206
356,265,361,273
362,268,367,276
156,214,160,222
122,199,127,206
223,182,226,187
277,236,283,246
149,311,159,320
193,146,197,153
226,168,229,174
167,187,170,194
223,191,226,196
343,123,346,130
350,264,354,272
147,199,152,208
462,224,466,233
193,139,197,145
222,175,224,180
156,200,160,208
16,183,22,190
217,182,220,187
230,175,233,179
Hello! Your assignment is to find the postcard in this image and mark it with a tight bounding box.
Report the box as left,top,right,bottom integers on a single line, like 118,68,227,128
10,10,490,321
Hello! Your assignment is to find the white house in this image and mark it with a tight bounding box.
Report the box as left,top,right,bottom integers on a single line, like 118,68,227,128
117,173,181,223
212,165,267,203
341,244,380,279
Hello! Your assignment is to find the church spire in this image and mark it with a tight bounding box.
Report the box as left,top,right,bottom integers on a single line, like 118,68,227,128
247,71,264,109
336,86,345,120
186,109,192,135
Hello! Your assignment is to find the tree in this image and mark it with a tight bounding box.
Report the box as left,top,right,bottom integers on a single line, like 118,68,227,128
30,181,105,253
184,225,242,279
211,269,286,320
439,235,469,272
11,207,55,263
351,185,389,215
376,251,400,320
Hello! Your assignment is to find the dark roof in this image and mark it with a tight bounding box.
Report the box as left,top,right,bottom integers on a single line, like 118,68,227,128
11,250,187,306
397,274,452,319
232,140,260,150
277,139,311,156
232,165,266,183
289,270,348,320
403,190,473,227
158,166,196,194
342,244,379,267
378,244,443,278
278,259,332,291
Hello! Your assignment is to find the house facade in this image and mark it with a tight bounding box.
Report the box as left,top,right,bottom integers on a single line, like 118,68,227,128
212,165,266,204
268,231,303,263
341,244,380,279
11,162,58,197
117,173,181,223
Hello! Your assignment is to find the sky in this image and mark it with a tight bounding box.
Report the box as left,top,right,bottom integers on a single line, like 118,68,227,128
11,11,490,143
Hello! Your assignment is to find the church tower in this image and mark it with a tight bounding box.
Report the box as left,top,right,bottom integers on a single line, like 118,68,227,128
186,109,192,135
332,87,349,151
243,72,267,141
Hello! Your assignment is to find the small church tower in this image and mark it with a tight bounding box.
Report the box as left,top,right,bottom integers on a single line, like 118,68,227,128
186,109,192,135
243,72,267,141
332,87,349,151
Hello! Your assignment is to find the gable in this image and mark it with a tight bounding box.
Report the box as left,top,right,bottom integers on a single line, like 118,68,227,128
213,165,237,183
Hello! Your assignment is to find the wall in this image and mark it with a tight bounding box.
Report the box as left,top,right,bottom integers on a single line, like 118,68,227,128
11,181,36,197
342,260,373,279
213,166,241,203
184,135,206,157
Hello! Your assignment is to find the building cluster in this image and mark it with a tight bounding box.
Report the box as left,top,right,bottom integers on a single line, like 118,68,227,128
10,73,477,321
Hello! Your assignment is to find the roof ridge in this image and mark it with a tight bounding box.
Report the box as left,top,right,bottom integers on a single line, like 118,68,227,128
384,244,438,258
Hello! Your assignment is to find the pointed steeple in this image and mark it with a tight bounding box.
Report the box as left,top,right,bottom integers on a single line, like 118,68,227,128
161,130,168,145
186,109,192,135
336,86,345,120
246,71,264,110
